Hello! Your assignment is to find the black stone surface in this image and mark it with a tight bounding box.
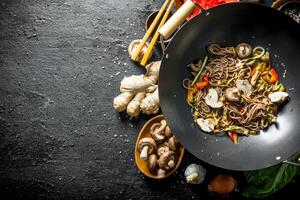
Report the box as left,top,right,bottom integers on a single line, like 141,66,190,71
0,0,299,199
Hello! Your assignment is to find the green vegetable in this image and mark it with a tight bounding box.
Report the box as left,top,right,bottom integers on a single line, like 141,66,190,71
242,153,300,198
191,56,208,86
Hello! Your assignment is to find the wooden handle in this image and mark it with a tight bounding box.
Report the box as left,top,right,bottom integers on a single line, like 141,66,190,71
131,0,171,61
140,0,175,66
159,0,195,39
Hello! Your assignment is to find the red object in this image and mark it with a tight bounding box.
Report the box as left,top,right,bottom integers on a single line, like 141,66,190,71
196,76,209,89
176,0,240,20
263,68,279,84
228,132,238,144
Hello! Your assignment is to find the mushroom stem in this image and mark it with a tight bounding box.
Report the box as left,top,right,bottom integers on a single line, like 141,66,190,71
140,146,149,160
157,169,166,178
186,172,199,183
168,160,175,169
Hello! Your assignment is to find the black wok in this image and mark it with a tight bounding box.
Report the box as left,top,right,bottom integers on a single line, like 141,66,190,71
159,3,300,171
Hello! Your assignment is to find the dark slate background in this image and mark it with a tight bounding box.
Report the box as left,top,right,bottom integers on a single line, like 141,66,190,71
0,0,299,199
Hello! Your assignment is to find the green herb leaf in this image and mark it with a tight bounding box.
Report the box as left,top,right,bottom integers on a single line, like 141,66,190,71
242,153,300,198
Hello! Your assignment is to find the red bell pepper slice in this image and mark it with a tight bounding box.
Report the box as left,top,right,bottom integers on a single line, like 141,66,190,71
263,68,279,84
195,76,209,89
228,132,238,144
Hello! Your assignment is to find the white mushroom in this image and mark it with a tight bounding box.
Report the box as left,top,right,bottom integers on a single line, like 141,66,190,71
184,164,206,184
158,151,176,170
268,92,289,103
167,136,177,151
164,125,172,138
204,88,223,108
236,80,252,95
196,118,216,133
156,143,170,157
138,137,157,161
150,120,167,143
147,154,157,172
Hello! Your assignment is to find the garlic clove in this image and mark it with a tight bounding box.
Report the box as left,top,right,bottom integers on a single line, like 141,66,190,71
184,164,206,184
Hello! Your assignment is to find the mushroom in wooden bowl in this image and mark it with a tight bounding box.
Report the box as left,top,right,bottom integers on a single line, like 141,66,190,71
134,114,185,179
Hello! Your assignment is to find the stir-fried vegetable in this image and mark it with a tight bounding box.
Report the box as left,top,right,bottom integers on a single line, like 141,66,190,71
263,68,279,84
191,56,208,86
228,132,238,144
196,76,209,89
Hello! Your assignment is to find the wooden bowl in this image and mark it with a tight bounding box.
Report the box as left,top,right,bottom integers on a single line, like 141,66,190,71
134,114,185,179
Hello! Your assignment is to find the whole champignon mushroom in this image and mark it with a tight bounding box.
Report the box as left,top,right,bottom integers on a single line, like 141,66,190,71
150,120,167,143
168,136,177,151
158,150,176,170
225,87,240,102
236,80,252,95
236,43,253,59
164,125,172,138
205,88,223,109
147,154,157,172
157,143,170,157
138,137,157,161
268,91,289,104
184,164,207,184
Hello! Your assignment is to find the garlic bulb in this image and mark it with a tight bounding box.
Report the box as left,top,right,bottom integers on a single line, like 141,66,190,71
184,164,206,184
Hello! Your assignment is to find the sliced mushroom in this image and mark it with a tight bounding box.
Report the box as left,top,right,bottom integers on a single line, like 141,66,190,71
157,143,170,157
168,136,177,151
205,88,223,109
150,120,167,143
197,118,216,133
236,43,252,59
128,39,151,62
158,150,176,170
236,80,252,95
147,154,157,172
268,91,289,103
225,87,240,102
138,137,157,161
165,125,172,138
184,164,206,184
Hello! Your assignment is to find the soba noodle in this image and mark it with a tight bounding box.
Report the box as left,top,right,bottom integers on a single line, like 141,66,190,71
183,44,288,140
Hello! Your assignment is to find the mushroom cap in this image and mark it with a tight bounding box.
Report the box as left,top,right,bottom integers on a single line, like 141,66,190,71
225,87,240,102
168,136,177,151
150,122,165,143
158,150,176,170
147,154,157,172
205,88,223,108
268,91,289,103
165,125,172,138
236,43,252,59
138,137,157,154
157,143,170,157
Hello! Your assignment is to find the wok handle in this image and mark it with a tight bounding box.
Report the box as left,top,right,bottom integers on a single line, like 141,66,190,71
283,159,300,167
159,0,196,39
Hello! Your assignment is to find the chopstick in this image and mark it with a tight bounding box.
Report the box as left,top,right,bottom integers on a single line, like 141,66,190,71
131,0,171,62
140,0,175,66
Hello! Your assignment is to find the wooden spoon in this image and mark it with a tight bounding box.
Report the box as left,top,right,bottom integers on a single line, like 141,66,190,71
134,114,185,179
